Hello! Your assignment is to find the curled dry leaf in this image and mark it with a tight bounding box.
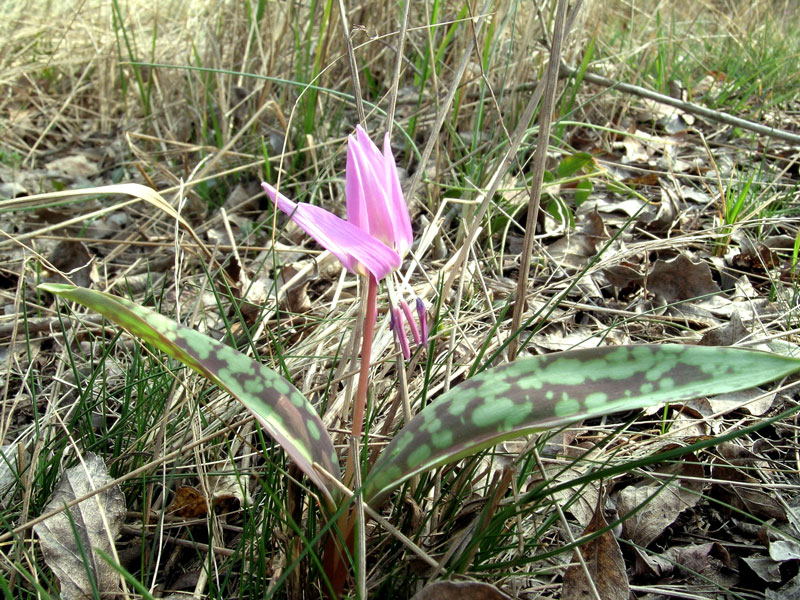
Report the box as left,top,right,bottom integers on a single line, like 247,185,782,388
562,499,629,600
769,539,800,562
33,452,126,600
699,311,749,347
45,154,99,179
766,572,800,599
409,580,512,600
208,463,252,515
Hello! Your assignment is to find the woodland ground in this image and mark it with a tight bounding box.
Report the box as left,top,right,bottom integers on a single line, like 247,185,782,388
1,0,800,598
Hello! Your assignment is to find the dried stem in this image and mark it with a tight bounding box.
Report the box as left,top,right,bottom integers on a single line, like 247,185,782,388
508,0,570,360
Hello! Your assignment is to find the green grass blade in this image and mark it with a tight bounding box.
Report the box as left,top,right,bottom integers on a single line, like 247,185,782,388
366,344,800,505
40,283,341,508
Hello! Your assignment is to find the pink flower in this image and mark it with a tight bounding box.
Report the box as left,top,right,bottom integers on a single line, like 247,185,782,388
263,125,427,358
261,126,412,282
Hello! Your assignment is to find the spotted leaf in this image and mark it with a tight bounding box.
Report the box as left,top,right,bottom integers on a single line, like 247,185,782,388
40,283,341,508
365,344,800,505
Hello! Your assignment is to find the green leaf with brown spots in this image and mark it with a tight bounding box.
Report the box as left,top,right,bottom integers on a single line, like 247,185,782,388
40,283,341,508
365,344,800,505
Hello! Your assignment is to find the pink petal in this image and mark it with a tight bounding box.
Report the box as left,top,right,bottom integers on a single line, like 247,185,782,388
391,306,411,360
382,133,413,258
400,299,421,345
416,297,428,346
346,141,369,232
349,129,395,245
262,183,400,281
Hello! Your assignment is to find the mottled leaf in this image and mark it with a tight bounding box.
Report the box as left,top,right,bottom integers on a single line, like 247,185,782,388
366,344,800,505
33,453,125,600
40,283,340,508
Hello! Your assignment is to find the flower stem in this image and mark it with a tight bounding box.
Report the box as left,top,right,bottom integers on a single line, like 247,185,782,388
351,274,378,441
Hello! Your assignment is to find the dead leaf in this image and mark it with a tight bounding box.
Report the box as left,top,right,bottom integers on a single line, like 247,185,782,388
277,262,314,314
622,172,660,186
45,154,99,178
636,542,729,579
767,572,800,599
711,454,787,522
664,542,730,573
617,455,704,547
769,539,800,562
208,466,251,515
33,453,126,600
647,254,721,304
409,580,512,600
743,555,783,583
699,311,749,346
166,485,208,518
562,499,629,600
48,241,93,288
687,387,775,419
546,210,608,271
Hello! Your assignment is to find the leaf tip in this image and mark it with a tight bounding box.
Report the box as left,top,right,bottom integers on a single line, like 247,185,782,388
38,283,77,294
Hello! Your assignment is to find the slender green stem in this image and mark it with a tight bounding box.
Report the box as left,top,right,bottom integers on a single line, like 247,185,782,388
351,274,378,440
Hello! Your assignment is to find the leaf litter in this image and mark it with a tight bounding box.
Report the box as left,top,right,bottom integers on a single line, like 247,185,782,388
33,453,126,600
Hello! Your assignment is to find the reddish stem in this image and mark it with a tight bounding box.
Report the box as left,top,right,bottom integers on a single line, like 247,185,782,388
351,274,378,440
323,274,378,599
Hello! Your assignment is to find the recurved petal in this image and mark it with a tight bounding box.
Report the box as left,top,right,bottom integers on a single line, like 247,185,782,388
262,183,401,281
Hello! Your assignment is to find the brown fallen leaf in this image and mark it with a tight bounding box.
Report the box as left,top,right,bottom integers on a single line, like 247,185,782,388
562,498,629,600
208,463,251,516
769,539,800,562
617,455,705,547
636,541,733,589
647,254,721,304
766,571,800,599
47,241,93,288
699,311,749,347
45,154,99,179
167,485,208,518
546,210,608,271
409,580,512,600
742,554,783,583
711,447,787,522
33,452,126,600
